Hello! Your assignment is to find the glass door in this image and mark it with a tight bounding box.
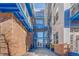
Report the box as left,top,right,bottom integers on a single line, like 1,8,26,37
37,32,44,48
37,39,43,48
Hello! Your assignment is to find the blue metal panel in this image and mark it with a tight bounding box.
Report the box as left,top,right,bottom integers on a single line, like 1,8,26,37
33,32,38,39
16,4,33,32
64,9,70,28
70,11,79,26
0,4,19,12
22,19,33,32
68,52,79,56
71,11,79,20
33,25,48,29
33,32,38,48
64,9,79,28
70,11,79,27
0,3,33,32
43,32,44,47
0,8,19,12
26,3,33,17
13,12,24,20
0,3,17,7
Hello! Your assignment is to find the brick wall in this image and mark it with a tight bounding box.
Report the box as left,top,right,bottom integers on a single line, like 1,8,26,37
0,13,28,56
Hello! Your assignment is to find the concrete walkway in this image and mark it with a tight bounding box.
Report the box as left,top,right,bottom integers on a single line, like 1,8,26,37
24,48,57,56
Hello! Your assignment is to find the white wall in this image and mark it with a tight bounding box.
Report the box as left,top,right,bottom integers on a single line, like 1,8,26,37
64,28,70,44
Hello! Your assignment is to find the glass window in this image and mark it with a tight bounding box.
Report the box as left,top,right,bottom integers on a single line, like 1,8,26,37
56,8,59,21
56,12,58,21
35,11,44,17
44,32,47,38
53,16,56,25
56,32,58,40
55,32,59,44
37,32,43,38
36,19,44,24
34,3,46,10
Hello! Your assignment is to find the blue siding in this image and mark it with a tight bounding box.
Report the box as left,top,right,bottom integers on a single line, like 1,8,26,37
64,9,70,28
0,3,33,32
71,11,79,20
0,8,19,12
68,52,79,56
0,3,17,7
13,12,24,20
26,3,33,17
64,9,79,28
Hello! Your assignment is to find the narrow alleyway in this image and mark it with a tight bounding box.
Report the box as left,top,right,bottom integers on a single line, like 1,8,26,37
24,48,57,56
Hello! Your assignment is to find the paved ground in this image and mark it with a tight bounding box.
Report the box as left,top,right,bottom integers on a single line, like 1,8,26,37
24,48,57,56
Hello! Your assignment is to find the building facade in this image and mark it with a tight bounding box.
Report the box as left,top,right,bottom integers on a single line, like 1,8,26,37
32,3,49,48
50,3,79,55
50,3,64,45
50,3,71,55
69,3,79,53
0,3,33,56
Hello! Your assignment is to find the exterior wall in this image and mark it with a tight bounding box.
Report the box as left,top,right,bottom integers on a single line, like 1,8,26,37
26,31,33,51
70,29,79,53
0,13,33,56
54,44,69,55
64,4,71,45
51,4,54,45
64,28,70,44
21,3,33,28
51,4,70,55
44,5,48,26
67,3,79,53
33,6,48,48
0,19,26,55
52,3,64,44
0,18,27,55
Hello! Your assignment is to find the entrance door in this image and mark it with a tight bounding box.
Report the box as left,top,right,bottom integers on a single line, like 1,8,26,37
37,39,43,48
